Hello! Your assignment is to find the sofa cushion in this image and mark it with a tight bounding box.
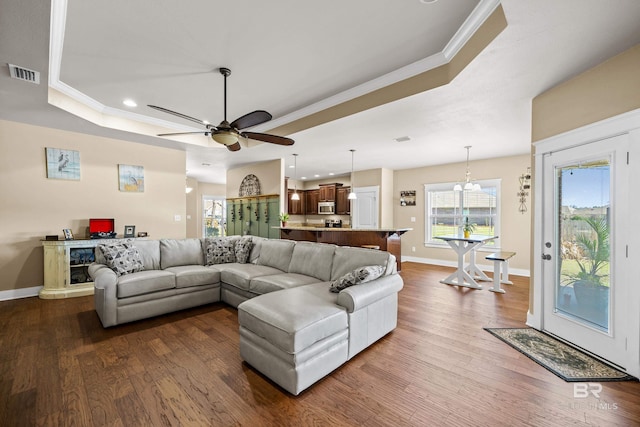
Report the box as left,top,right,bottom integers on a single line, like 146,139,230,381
204,237,236,265
238,287,348,354
256,239,296,271
235,236,253,264
287,242,336,282
248,236,266,264
160,239,204,269
164,265,221,288
214,263,284,291
329,265,385,293
133,240,161,270
117,270,176,298
249,273,320,295
331,246,393,280
99,241,144,276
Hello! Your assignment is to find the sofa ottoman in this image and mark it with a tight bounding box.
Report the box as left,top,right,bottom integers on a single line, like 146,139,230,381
238,285,349,395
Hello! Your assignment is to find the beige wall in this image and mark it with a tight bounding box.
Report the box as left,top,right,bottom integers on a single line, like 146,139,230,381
532,44,640,142
0,120,187,292
394,154,532,272
226,159,284,198
529,43,640,314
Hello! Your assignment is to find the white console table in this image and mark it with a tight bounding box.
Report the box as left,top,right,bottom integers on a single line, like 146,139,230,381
40,238,119,299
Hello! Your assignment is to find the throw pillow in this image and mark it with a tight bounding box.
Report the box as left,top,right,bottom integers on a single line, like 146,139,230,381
205,237,237,265
329,265,385,293
235,236,253,264
99,241,144,277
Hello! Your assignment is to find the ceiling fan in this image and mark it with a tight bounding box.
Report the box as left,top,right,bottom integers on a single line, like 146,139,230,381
149,67,294,151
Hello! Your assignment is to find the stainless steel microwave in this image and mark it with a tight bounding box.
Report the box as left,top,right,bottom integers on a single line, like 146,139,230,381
318,202,335,214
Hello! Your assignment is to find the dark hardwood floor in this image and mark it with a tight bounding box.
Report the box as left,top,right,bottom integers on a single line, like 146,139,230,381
1,262,639,426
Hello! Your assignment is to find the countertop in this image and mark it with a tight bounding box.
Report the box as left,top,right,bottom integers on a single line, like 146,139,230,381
278,226,412,233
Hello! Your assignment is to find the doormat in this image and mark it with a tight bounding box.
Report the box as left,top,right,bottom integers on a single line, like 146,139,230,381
484,328,637,382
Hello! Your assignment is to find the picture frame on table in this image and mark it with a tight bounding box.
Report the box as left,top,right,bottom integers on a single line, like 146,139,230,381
124,225,136,238
63,228,74,240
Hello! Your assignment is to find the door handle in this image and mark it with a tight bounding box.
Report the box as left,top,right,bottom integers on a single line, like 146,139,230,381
541,254,552,260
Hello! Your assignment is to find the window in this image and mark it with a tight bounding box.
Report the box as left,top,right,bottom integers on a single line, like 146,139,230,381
203,196,226,238
424,179,501,247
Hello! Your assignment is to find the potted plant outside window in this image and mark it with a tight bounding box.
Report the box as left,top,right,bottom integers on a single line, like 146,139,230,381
561,215,610,309
462,217,476,239
279,212,289,227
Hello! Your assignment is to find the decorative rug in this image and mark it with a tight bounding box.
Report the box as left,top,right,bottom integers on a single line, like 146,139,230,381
484,328,637,382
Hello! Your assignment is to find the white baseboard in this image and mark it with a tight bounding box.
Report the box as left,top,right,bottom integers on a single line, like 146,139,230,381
0,286,43,301
401,255,530,278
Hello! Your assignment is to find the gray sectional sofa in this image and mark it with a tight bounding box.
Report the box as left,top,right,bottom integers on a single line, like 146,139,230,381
88,236,403,395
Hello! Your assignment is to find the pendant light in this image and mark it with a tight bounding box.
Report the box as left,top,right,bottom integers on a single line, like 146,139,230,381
453,146,481,192
291,154,300,201
348,149,357,200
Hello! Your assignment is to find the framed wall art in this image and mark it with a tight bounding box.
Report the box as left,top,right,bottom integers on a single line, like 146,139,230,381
46,147,80,180
400,190,416,206
118,164,144,192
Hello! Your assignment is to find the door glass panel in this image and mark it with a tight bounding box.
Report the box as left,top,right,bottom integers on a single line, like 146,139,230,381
556,160,610,331
203,197,226,238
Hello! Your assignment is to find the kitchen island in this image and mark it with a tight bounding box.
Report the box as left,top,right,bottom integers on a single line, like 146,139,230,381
278,226,411,271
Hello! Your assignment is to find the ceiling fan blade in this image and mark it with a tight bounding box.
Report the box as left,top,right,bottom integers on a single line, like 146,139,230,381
148,105,208,126
157,131,210,137
230,110,272,130
242,132,294,146
226,142,241,152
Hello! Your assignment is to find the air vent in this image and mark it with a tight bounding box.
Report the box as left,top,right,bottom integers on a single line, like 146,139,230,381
394,136,411,142
8,64,40,84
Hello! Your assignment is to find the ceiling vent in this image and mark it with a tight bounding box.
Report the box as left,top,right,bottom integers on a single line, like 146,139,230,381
8,64,40,84
394,136,412,142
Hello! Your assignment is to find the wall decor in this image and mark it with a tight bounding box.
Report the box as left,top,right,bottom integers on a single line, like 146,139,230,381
119,164,144,192
46,147,80,180
124,225,136,237
400,190,416,206
137,231,148,238
239,174,261,196
517,167,531,213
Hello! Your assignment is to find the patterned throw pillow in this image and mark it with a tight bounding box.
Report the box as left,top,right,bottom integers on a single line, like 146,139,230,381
99,241,144,277
329,265,385,293
205,237,237,265
235,236,253,264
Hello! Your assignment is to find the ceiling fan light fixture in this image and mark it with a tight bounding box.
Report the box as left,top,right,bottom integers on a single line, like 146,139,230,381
211,131,239,146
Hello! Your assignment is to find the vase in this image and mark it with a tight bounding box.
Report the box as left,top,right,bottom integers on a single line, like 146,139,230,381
463,230,470,238
281,221,287,227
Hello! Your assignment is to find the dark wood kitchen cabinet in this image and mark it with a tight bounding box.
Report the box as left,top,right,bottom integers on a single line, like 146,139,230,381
306,189,319,214
319,183,341,202
336,186,351,215
287,189,305,215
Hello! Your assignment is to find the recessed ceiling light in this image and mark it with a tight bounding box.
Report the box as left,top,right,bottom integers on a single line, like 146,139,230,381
314,174,320,178
329,172,334,176
122,99,137,107
419,0,438,4
289,165,295,168
301,176,307,180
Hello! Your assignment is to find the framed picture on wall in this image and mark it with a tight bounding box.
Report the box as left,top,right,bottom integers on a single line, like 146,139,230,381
118,164,144,192
46,148,80,180
400,190,416,206
124,225,136,238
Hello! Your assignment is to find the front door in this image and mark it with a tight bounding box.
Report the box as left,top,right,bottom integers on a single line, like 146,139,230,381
541,134,628,368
